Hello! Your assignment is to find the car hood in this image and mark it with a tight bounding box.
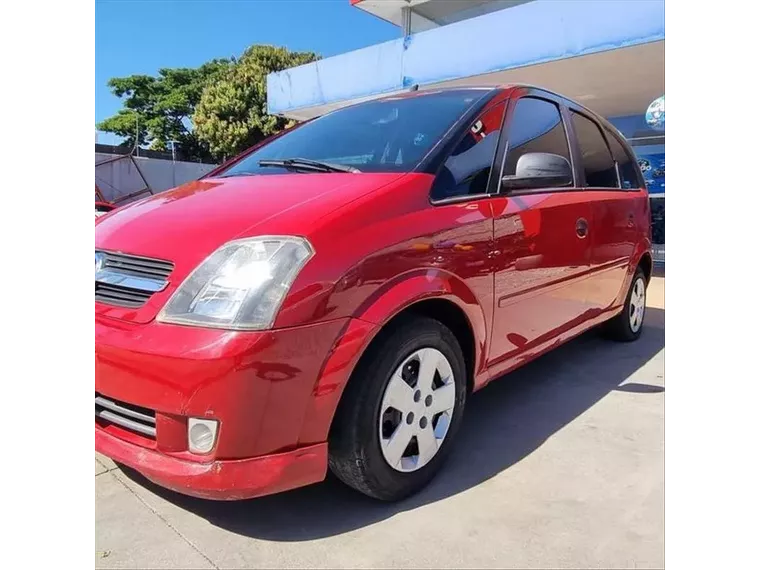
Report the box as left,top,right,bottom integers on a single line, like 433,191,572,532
95,172,406,323
96,172,404,262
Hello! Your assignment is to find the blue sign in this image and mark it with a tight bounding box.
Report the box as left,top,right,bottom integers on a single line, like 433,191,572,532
636,152,665,195
632,98,665,256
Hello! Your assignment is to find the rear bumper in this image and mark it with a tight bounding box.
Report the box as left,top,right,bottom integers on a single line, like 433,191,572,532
96,426,328,500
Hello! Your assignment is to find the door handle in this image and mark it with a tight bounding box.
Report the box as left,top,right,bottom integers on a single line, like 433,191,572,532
627,213,636,228
575,218,589,238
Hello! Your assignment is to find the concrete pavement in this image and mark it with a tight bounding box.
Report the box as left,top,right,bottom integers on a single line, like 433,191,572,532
96,276,664,569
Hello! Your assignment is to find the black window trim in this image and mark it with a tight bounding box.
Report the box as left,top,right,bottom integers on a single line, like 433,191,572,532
495,89,580,197
564,99,648,192
565,107,622,191
426,86,647,205
420,88,503,176
428,94,509,206
602,125,647,191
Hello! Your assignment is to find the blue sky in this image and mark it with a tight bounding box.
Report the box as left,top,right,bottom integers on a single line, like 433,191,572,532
96,0,399,144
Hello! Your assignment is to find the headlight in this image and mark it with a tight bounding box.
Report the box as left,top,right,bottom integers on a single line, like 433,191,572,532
157,236,314,330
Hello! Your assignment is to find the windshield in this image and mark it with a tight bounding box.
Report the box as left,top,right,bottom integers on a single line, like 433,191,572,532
217,90,486,176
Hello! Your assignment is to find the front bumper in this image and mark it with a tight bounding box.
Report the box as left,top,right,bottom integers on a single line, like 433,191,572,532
95,313,376,499
96,427,327,500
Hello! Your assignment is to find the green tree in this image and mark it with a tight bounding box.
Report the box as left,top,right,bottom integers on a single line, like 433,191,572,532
194,45,319,158
96,59,231,161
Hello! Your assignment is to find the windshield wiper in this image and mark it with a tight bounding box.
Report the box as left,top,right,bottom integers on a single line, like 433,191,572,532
258,158,360,173
216,171,259,178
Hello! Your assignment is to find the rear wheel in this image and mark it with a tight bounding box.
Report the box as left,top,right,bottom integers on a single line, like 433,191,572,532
604,267,647,341
329,315,467,501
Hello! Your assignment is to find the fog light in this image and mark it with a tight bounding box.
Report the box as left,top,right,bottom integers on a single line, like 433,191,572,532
188,418,218,454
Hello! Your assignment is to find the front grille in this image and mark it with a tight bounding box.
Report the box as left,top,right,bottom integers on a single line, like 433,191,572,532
95,251,174,308
95,393,156,439
101,252,174,280
95,283,152,308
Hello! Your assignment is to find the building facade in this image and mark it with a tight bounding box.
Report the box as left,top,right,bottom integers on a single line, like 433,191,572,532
266,0,665,261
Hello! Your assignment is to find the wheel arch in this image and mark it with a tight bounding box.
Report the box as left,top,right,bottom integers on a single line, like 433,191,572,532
637,251,653,284
367,297,477,394
325,296,477,448
353,268,488,391
297,269,488,446
613,246,654,309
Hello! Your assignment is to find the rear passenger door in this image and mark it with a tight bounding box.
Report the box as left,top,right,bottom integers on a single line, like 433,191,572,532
567,109,639,310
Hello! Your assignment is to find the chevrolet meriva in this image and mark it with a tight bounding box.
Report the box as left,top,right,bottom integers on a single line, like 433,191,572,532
95,86,652,501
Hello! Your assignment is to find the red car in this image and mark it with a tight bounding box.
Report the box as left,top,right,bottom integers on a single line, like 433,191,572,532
96,86,651,502
96,184,117,218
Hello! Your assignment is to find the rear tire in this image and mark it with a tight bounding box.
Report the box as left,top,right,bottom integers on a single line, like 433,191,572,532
328,315,467,501
604,267,647,342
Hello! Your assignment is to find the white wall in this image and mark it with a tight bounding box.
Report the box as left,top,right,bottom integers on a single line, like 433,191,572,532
95,153,217,204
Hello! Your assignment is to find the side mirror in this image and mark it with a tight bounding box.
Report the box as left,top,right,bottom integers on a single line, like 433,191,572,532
501,152,573,191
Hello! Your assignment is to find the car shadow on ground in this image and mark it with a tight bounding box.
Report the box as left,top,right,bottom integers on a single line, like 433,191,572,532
119,307,665,542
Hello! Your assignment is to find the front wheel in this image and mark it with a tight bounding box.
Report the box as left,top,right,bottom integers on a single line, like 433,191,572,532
328,316,467,501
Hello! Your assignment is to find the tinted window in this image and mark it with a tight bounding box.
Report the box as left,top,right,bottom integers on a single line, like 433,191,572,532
219,91,483,176
605,129,642,189
503,98,571,184
571,112,618,188
431,101,505,200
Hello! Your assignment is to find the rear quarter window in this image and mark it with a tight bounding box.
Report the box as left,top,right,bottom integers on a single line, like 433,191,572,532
605,129,644,190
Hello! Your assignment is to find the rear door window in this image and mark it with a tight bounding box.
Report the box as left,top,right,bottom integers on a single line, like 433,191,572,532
570,112,619,188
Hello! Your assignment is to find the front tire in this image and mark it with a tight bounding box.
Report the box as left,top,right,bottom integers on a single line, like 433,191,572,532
604,267,647,342
328,315,467,501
